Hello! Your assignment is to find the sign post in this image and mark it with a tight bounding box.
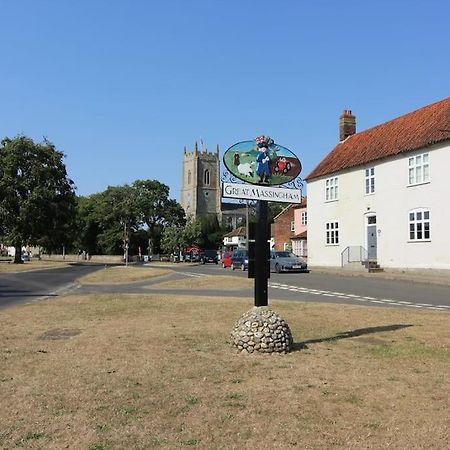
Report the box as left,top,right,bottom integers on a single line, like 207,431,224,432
224,135,302,354
254,200,269,307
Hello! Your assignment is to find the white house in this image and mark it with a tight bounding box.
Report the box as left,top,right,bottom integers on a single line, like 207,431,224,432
222,226,247,250
305,97,450,270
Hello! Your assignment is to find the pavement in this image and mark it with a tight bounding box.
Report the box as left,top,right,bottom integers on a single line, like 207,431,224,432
310,266,450,287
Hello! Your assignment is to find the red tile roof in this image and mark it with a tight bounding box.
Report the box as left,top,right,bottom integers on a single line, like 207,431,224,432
306,97,450,180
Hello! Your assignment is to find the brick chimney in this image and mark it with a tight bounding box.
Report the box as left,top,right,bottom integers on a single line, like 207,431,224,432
339,109,356,141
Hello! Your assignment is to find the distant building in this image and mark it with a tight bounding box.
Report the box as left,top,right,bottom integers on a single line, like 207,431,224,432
222,226,247,250
180,143,246,227
305,97,450,270
180,142,221,218
271,197,307,256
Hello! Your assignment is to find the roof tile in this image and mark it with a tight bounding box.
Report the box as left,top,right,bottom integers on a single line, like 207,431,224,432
306,97,450,180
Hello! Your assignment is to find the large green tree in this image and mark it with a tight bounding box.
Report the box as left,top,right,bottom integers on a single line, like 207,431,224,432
0,136,76,263
73,180,185,256
161,218,202,256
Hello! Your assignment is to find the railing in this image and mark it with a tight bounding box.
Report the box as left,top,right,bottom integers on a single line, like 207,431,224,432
341,246,368,267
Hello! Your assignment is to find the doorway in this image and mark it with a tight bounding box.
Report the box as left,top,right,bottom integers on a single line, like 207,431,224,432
367,215,377,260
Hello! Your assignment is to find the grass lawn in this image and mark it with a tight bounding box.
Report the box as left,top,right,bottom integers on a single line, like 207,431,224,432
1,290,449,449
0,260,71,273
78,266,174,284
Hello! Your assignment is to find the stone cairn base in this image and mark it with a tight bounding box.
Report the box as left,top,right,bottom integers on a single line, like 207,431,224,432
230,306,293,354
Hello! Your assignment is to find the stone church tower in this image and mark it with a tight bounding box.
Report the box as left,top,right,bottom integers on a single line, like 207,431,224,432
180,142,221,219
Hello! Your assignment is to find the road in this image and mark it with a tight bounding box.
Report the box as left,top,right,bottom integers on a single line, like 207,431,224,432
143,263,450,313
1,262,449,313
0,264,102,309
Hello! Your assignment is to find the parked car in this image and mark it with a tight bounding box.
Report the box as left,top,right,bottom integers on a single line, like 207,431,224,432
231,249,248,271
182,252,200,262
269,251,308,273
200,249,219,264
221,251,233,268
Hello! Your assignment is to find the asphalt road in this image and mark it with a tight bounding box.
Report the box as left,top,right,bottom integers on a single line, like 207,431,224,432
1,262,450,313
146,263,450,313
0,264,103,309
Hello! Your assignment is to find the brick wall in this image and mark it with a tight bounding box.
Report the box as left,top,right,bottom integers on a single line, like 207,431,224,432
271,206,295,250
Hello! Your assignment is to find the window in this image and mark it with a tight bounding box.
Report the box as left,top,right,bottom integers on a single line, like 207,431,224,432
204,169,210,185
409,209,430,241
365,167,375,194
325,177,338,201
187,170,191,184
290,221,295,232
326,221,339,245
301,211,308,225
408,153,429,185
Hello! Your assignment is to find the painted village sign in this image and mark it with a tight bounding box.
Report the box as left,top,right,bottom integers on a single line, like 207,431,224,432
222,135,302,203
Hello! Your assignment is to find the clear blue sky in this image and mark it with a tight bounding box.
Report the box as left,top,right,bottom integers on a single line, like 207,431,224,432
1,0,448,200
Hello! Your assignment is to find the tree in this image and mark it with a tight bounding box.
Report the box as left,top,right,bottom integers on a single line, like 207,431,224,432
199,214,224,249
161,218,202,256
0,136,76,263
72,180,185,256
132,179,185,242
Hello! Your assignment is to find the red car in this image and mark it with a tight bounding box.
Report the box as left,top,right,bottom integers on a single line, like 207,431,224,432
221,251,233,268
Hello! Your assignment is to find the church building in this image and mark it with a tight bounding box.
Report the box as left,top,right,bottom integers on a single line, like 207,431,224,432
180,143,246,229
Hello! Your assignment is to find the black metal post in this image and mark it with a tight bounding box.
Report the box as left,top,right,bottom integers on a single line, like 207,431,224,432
254,200,269,307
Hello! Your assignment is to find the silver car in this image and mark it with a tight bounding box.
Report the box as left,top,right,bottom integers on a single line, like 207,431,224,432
270,251,308,273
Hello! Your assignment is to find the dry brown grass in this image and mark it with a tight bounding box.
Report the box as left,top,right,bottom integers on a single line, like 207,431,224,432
78,266,173,284
1,293,449,449
150,275,252,290
0,260,71,273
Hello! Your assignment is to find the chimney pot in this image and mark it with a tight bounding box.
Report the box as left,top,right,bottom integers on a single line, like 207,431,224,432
339,109,356,141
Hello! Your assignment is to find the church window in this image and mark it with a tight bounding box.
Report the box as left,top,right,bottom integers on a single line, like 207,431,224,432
187,170,191,184
204,169,210,185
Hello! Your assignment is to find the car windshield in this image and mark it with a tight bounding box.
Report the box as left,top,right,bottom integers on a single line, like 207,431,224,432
233,250,248,257
203,250,217,256
275,251,295,258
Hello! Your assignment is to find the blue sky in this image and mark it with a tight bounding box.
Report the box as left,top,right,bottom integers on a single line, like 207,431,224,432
1,0,448,200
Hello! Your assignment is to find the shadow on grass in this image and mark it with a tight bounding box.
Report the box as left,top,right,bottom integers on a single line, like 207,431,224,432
292,324,414,351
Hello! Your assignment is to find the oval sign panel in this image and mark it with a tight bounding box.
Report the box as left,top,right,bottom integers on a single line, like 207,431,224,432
223,136,301,186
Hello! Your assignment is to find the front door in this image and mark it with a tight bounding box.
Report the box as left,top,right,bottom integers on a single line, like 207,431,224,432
367,216,377,260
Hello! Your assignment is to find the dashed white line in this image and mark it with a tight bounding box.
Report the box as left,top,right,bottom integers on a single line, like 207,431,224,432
268,283,448,312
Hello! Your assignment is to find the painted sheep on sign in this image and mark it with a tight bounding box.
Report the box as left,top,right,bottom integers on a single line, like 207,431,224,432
223,136,301,186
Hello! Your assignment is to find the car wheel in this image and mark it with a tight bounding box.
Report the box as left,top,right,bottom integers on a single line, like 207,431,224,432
275,263,281,273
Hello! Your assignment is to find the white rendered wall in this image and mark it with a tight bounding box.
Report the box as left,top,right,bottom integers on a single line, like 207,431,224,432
307,142,450,269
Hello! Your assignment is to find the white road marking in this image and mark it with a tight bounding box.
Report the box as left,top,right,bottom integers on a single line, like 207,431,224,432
268,282,448,312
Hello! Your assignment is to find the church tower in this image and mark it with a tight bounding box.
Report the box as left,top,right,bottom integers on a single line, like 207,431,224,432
180,142,221,219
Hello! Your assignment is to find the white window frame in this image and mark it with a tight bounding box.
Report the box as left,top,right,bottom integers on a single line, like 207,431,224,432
326,221,339,245
408,209,430,242
290,221,295,232
301,211,307,225
408,153,429,186
325,177,339,201
365,167,375,194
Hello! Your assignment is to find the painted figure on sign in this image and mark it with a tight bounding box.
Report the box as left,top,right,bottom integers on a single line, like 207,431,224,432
255,135,273,184
256,146,271,183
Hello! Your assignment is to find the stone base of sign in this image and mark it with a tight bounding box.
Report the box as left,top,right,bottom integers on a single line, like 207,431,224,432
230,306,293,354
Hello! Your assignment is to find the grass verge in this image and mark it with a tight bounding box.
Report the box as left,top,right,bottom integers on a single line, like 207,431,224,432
78,266,173,284
0,293,449,449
